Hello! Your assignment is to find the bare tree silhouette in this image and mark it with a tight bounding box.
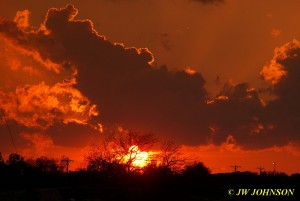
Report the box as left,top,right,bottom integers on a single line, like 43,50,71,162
159,140,185,171
86,130,157,172
34,156,62,173
6,153,28,175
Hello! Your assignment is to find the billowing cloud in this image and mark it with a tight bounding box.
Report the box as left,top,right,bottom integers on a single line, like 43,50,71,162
1,5,300,154
0,5,210,145
0,7,99,130
203,39,300,149
207,81,268,149
13,10,30,30
0,80,98,129
260,41,297,85
261,39,300,147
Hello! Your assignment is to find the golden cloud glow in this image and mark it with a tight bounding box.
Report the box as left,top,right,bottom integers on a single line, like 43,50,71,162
0,80,98,128
260,61,287,85
20,132,54,156
261,39,300,85
185,67,197,75
14,10,30,30
0,21,99,130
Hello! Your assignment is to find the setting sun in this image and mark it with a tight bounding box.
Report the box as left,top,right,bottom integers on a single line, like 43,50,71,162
2,2,300,200
127,145,149,168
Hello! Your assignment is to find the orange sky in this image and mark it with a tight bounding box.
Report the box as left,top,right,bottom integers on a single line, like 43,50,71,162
0,0,300,174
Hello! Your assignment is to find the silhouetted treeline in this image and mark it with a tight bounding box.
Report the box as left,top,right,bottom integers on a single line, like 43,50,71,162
0,152,299,201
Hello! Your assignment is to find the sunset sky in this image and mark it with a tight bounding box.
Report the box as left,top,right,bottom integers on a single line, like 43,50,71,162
1,0,300,174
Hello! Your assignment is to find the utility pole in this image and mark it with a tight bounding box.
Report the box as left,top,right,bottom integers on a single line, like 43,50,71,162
257,166,264,175
61,157,73,174
230,165,241,173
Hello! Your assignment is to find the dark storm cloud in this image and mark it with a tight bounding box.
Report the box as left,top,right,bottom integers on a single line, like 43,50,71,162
260,39,300,146
42,5,211,144
1,5,300,150
207,39,300,149
45,122,102,147
207,82,271,149
0,5,210,145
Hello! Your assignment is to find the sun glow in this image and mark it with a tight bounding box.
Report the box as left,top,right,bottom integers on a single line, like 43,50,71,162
127,145,149,168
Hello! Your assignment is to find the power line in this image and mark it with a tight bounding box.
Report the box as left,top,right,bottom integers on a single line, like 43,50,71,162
0,109,17,153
